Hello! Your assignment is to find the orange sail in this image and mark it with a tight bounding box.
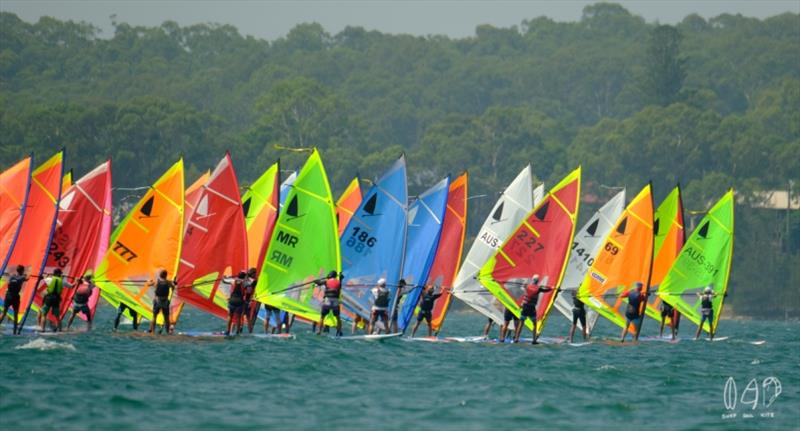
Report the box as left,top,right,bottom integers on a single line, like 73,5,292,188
428,172,468,333
95,159,184,325
336,176,362,237
0,151,64,325
242,162,279,271
38,160,112,321
0,156,32,270
578,184,654,330
177,153,248,320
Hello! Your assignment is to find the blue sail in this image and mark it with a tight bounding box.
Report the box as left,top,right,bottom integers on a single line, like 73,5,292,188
396,176,450,331
340,156,408,320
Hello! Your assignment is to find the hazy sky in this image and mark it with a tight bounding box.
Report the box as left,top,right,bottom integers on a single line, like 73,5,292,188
2,1,798,40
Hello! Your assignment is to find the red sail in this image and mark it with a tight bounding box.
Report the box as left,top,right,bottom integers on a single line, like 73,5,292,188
177,153,248,319
428,172,468,333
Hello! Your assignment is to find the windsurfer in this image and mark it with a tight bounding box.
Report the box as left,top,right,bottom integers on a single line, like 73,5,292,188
114,303,140,331
39,268,72,332
148,269,176,334
368,278,391,334
243,268,258,333
568,289,588,342
659,300,679,340
225,271,247,336
411,284,444,337
66,273,95,331
620,282,646,342
316,270,343,336
499,307,518,343
513,275,552,344
0,265,28,334
695,285,719,340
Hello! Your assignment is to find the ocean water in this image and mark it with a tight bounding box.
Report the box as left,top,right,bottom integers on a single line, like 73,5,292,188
1,309,797,431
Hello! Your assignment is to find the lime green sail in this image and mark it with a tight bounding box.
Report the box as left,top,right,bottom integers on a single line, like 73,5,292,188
657,190,734,333
254,150,341,326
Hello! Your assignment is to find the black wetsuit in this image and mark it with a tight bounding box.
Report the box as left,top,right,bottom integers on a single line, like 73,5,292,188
3,274,24,313
572,291,586,326
417,291,442,322
228,279,245,315
152,279,172,322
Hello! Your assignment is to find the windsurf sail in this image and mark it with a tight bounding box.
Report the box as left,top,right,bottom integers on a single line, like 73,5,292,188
477,167,581,335
37,160,112,322
644,186,685,323
95,159,184,325
336,176,362,237
553,189,626,334
533,183,545,206
184,171,210,226
578,184,654,330
62,170,73,191
254,149,341,325
451,165,533,325
0,156,32,271
657,190,734,333
177,153,248,320
340,156,408,320
0,151,64,326
279,171,297,207
427,172,468,334
396,176,450,331
242,162,279,271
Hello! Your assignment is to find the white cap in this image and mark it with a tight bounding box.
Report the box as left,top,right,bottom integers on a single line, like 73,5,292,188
704,286,713,294
377,278,386,286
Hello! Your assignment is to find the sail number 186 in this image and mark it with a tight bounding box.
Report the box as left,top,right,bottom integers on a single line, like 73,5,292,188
346,227,377,254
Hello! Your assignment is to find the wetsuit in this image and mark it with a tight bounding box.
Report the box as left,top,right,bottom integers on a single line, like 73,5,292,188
3,274,25,316
152,279,173,322
698,293,714,328
623,289,643,328
319,278,341,318
228,279,245,315
40,275,69,319
503,307,518,323
417,290,442,323
571,290,586,327
243,276,256,318
115,303,139,330
371,285,390,320
72,281,93,319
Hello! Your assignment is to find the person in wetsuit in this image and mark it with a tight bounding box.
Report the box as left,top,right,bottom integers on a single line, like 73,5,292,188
411,284,444,338
369,278,391,334
40,268,72,332
316,270,343,336
568,289,588,343
659,299,680,340
243,268,258,333
513,275,553,344
620,281,646,342
499,306,519,343
114,302,140,331
66,273,95,331
149,269,175,334
225,271,247,336
695,285,719,340
0,265,29,334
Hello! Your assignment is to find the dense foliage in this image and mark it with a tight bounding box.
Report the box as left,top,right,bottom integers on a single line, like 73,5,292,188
1,4,798,318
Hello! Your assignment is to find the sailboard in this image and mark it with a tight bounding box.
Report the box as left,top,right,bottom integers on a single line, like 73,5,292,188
336,176,362,237
578,184,655,331
396,176,450,331
254,149,341,325
37,160,112,322
242,162,279,271
340,156,408,320
0,156,32,271
337,332,401,341
643,186,685,324
428,172,468,333
0,151,64,327
657,190,734,334
95,159,185,325
451,165,533,325
477,167,581,336
553,190,626,334
177,153,248,320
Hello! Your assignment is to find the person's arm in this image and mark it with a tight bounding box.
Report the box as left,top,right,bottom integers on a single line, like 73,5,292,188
539,286,553,293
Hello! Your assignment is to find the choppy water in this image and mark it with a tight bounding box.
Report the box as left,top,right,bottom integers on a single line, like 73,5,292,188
1,308,798,430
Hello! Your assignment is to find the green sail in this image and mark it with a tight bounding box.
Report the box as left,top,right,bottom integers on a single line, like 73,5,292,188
254,150,341,325
657,190,734,333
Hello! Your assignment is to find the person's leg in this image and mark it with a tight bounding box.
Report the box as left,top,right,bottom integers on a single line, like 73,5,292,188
499,320,509,342
411,315,422,337
483,318,493,338
660,314,666,337
513,318,524,342
531,319,538,344
621,318,630,342
695,315,705,340
426,315,433,337
67,309,77,330
580,313,588,340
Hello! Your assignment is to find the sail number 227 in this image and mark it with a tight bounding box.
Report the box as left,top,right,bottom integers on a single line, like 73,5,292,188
346,227,377,255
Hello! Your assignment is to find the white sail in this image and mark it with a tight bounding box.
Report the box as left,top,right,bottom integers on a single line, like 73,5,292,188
452,165,533,325
533,183,545,207
553,189,626,334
